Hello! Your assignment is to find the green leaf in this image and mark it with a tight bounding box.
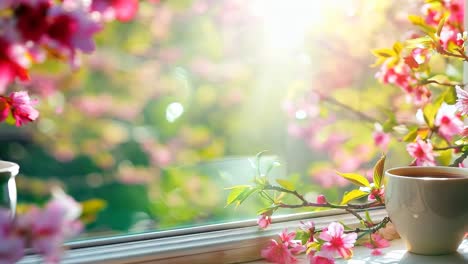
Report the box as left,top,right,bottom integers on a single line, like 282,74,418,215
276,179,295,191
340,189,369,205
365,211,373,224
436,15,446,37
226,186,250,206
393,42,403,55
236,188,257,206
426,74,450,84
373,155,386,188
336,172,371,187
423,97,443,128
444,86,457,104
405,36,435,49
408,15,436,35
402,127,419,142
436,149,453,166
371,48,395,58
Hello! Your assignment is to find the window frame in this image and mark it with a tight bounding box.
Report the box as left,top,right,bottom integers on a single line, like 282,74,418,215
19,209,387,263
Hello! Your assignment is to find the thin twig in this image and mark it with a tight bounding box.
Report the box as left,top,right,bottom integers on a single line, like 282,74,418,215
319,94,379,123
433,144,468,151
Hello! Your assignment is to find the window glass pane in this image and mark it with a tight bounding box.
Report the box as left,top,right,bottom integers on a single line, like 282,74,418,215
0,0,417,239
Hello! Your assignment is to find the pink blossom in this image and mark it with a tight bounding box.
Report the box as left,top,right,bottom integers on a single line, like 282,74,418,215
456,86,468,115
29,190,82,262
257,213,272,229
14,1,51,42
91,0,139,22
364,233,390,256
0,38,30,92
406,139,436,166
299,221,315,233
309,253,335,264
0,210,25,264
369,187,385,203
9,91,39,126
435,104,464,141
261,229,305,264
0,97,10,122
445,0,464,25
44,5,102,66
372,129,390,151
261,240,298,264
438,25,459,49
319,222,357,259
316,195,327,205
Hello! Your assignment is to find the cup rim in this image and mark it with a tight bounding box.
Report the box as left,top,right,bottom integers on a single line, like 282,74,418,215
0,160,19,177
385,166,468,181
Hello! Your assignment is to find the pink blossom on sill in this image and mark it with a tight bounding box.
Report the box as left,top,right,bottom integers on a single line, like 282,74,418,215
406,138,436,166
319,222,357,259
261,229,305,264
364,233,390,256
308,252,335,264
300,220,315,231
9,91,39,126
257,213,272,229
261,240,298,264
435,104,463,141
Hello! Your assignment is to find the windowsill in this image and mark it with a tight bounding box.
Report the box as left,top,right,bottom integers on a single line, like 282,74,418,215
248,239,468,264
18,209,387,264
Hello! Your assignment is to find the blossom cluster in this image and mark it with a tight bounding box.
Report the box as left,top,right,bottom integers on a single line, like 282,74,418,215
0,91,39,126
373,0,468,167
0,0,138,126
0,190,83,263
260,221,392,264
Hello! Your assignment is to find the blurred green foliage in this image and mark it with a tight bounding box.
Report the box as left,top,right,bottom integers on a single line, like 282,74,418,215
0,0,417,238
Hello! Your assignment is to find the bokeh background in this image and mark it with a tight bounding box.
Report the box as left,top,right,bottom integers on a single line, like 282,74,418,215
0,0,425,238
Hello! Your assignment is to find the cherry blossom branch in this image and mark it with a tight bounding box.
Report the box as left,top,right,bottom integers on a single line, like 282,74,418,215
264,185,382,210
450,151,468,167
317,93,379,123
419,79,464,87
433,144,468,151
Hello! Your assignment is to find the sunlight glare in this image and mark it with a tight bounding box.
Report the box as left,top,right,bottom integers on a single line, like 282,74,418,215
251,0,323,51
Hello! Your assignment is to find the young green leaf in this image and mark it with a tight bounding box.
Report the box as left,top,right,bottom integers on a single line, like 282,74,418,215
276,179,295,191
340,189,369,205
436,15,446,37
423,101,442,128
373,155,386,188
336,172,370,187
444,86,457,105
226,186,250,207
402,127,418,142
365,210,373,225
371,48,395,58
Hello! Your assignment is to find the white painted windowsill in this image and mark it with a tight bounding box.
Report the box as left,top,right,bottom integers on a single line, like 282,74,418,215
249,239,468,264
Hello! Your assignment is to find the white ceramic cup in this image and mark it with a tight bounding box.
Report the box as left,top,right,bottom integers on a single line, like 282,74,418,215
385,166,468,255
